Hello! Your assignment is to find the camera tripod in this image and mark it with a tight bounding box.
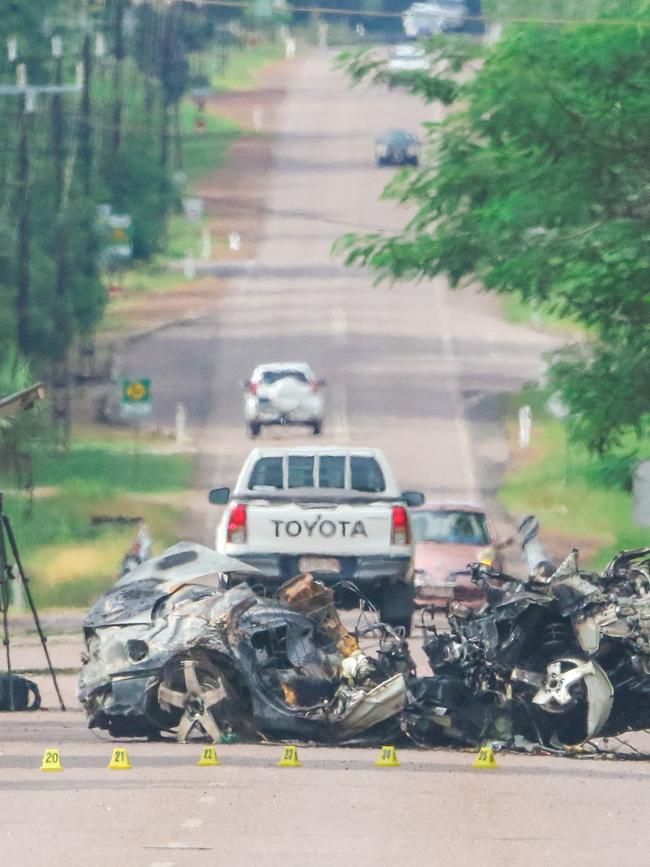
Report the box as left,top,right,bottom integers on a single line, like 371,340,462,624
0,492,65,711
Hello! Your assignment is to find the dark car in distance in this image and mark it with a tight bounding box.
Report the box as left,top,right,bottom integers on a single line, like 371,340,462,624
375,130,420,167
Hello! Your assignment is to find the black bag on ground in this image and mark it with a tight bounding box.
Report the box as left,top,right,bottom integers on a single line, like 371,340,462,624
0,674,41,710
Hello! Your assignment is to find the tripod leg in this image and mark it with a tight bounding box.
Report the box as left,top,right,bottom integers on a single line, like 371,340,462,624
2,515,66,711
0,499,15,710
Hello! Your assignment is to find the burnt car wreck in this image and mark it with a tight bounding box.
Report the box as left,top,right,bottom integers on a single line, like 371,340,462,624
79,543,413,743
79,541,650,752
411,546,650,750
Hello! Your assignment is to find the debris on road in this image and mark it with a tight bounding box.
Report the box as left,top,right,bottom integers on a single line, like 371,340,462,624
79,538,650,754
79,542,413,745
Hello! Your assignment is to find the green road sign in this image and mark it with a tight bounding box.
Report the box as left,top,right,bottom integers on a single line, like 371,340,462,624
121,378,152,418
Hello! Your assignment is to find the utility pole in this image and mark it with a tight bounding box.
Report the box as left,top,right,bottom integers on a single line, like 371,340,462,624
0,56,83,374
111,0,125,160
51,35,72,445
79,33,93,197
15,66,32,358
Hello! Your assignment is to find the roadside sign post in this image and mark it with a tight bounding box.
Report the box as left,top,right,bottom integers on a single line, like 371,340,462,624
121,379,153,485
120,378,152,421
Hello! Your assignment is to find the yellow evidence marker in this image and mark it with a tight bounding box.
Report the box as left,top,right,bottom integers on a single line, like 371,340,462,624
40,748,63,772
197,745,220,766
277,745,301,767
375,745,400,767
472,745,498,769
108,747,132,770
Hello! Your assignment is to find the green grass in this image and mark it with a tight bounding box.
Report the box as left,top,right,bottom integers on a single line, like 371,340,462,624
207,42,284,92
1,434,194,608
501,295,585,335
500,389,650,568
31,443,191,496
179,103,244,183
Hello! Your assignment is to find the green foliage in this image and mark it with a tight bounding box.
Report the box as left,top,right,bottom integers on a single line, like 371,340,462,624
0,351,52,485
0,1,237,374
338,4,650,455
502,389,649,566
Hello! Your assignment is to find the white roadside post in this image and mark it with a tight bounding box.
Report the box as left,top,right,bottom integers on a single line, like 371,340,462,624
183,257,196,279
175,402,188,444
201,226,212,261
518,405,532,449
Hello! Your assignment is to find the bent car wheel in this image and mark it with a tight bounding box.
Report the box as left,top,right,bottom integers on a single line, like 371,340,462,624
532,656,614,746
157,656,229,743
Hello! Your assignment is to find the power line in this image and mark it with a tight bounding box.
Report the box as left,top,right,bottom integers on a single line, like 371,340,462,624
169,0,650,27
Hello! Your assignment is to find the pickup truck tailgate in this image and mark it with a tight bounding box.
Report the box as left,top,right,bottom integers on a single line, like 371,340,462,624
246,502,392,555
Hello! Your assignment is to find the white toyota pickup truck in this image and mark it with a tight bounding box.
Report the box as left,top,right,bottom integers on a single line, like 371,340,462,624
209,446,424,633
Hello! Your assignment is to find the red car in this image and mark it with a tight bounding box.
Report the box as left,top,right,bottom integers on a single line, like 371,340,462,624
409,502,508,609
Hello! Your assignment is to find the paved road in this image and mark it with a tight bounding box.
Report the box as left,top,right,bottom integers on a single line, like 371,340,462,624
120,51,555,537
4,52,645,867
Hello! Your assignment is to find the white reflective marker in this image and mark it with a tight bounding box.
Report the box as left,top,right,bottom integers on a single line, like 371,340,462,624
175,403,187,443
183,257,196,279
518,404,532,448
228,231,241,252
201,226,212,261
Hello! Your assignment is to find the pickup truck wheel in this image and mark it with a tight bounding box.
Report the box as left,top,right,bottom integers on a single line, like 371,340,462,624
248,422,261,438
312,421,322,435
380,582,415,637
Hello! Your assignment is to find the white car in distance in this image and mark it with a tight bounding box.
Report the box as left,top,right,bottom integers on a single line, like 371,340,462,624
387,43,430,74
243,362,325,438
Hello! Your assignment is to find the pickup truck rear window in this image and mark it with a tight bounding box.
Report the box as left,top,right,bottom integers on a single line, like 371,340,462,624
249,457,283,489
247,455,385,492
319,455,345,488
350,456,385,493
288,456,314,488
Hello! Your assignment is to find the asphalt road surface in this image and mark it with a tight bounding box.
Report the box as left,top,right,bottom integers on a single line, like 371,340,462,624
2,51,647,867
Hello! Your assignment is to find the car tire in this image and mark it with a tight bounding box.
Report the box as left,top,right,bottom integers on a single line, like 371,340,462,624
312,421,322,435
410,157,419,167
376,158,385,167
248,421,261,438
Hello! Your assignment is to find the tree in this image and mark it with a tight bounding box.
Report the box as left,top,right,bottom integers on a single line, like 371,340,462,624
338,7,650,454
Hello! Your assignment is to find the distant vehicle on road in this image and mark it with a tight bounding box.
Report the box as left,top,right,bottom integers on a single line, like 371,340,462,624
410,502,509,608
243,362,325,437
209,446,425,633
375,130,420,167
402,1,468,37
387,43,430,74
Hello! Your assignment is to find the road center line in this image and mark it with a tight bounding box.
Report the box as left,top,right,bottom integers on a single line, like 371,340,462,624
433,280,478,499
331,382,350,441
330,306,348,345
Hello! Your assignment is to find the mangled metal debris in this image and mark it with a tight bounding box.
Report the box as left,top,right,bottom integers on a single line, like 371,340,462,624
79,542,411,744
413,546,650,750
79,540,650,752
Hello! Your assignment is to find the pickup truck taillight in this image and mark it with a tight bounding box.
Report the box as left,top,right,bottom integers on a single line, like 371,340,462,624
391,505,411,546
248,382,258,396
227,503,248,544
